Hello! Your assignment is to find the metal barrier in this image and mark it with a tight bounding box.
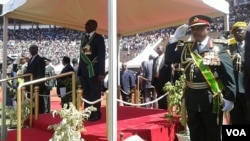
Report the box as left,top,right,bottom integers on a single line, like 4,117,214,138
16,71,76,141
76,85,83,111
0,73,33,97
0,73,33,127
136,75,157,108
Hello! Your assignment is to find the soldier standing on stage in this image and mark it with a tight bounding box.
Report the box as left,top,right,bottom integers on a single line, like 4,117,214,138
228,22,248,124
165,15,236,141
44,57,56,113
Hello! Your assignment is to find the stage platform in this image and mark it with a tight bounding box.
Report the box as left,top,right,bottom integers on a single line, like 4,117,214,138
4,106,183,141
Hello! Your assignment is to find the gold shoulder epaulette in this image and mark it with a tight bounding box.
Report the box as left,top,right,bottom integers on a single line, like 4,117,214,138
213,39,228,44
227,38,236,45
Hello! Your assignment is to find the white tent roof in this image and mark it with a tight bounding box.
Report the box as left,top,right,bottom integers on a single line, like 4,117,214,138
126,39,160,68
1,0,229,36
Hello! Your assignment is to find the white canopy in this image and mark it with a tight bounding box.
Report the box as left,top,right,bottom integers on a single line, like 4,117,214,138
1,0,229,36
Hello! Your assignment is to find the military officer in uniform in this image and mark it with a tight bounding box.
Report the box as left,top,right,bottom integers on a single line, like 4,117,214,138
44,57,55,113
165,15,236,141
228,22,248,124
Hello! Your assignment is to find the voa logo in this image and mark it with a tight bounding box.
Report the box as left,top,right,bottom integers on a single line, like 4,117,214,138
226,129,246,136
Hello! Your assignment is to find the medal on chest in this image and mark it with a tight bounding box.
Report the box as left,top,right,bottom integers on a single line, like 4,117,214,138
83,44,92,55
202,40,220,66
203,51,220,66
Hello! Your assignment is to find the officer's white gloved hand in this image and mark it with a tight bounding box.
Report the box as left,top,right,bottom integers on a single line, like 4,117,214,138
221,98,234,112
169,24,189,44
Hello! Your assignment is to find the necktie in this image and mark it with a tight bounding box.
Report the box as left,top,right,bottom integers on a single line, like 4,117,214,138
29,56,34,64
197,42,202,53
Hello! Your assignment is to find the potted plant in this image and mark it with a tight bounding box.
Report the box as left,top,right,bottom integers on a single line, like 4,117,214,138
163,75,185,118
48,102,96,141
163,74,190,141
5,99,30,129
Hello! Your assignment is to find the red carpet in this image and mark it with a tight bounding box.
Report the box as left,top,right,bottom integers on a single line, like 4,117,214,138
4,106,183,141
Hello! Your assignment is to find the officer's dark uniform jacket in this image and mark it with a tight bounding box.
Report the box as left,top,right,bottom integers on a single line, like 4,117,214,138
228,41,245,94
245,30,250,101
166,37,236,112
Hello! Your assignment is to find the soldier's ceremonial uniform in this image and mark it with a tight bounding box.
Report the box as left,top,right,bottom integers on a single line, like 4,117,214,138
229,22,248,124
165,15,236,141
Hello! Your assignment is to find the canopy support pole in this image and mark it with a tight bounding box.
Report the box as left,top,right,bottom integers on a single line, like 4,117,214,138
108,0,118,141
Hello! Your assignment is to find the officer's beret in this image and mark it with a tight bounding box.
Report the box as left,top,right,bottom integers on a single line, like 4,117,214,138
189,15,212,27
231,22,247,33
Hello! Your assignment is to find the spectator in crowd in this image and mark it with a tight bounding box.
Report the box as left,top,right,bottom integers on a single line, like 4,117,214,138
165,15,236,141
152,40,171,110
228,22,248,124
120,62,136,105
56,56,74,108
25,44,46,114
78,19,106,121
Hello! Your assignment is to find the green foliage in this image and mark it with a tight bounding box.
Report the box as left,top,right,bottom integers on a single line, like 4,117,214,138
48,103,96,141
5,99,30,128
163,75,186,115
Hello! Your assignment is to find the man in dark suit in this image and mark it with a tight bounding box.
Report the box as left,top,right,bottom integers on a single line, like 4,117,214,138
152,40,172,110
78,19,106,121
228,22,248,124
165,15,236,141
56,56,74,108
25,44,46,113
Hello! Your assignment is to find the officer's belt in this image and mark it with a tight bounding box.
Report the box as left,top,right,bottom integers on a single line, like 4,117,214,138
186,81,209,89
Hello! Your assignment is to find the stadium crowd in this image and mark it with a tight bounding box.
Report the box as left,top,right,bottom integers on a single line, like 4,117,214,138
0,2,249,67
